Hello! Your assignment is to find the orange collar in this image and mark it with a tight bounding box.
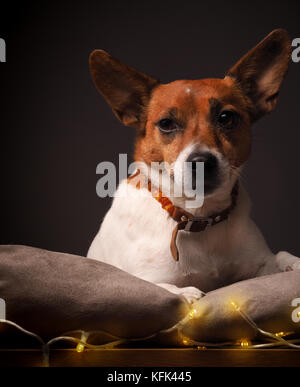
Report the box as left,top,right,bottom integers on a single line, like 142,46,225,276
128,170,239,261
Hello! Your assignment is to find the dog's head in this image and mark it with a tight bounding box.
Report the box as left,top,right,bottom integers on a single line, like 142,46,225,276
90,29,290,201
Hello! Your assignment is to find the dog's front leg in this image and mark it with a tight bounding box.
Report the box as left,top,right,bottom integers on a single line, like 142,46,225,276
157,283,205,303
276,251,300,272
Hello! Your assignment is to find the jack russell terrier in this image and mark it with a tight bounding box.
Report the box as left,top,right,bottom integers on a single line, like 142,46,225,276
87,29,300,302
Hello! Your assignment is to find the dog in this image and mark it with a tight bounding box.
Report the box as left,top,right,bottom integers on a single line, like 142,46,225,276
87,29,300,302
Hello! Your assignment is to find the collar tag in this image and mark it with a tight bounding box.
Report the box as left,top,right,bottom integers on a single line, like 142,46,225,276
184,217,213,232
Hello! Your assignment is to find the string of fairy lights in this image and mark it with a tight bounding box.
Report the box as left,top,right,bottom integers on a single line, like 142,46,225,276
0,298,300,366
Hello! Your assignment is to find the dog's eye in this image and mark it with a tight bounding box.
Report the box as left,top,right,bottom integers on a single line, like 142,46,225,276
217,110,239,130
157,118,178,133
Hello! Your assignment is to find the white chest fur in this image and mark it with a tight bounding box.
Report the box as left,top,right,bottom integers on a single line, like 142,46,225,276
87,180,275,292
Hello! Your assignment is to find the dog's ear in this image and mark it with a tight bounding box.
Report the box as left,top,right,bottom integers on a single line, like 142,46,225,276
89,50,159,130
226,29,291,121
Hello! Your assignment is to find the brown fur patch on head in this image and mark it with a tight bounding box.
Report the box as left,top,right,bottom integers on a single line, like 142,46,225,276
134,77,252,168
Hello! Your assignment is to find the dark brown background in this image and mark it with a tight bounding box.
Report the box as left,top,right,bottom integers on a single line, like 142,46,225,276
0,0,299,257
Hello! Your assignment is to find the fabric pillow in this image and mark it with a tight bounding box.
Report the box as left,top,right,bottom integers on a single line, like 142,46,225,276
182,271,300,343
0,245,188,344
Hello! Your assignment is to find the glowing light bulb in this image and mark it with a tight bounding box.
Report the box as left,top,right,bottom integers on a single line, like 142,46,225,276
237,338,251,347
76,332,89,353
76,343,85,353
240,340,249,347
275,331,294,338
230,300,240,311
188,308,198,319
182,337,191,346
197,346,207,351
297,311,300,318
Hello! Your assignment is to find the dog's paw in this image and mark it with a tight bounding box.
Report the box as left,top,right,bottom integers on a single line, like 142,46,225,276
157,283,204,303
177,286,205,303
276,251,300,272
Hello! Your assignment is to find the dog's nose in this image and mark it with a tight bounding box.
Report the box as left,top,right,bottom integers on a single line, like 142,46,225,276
186,152,219,193
187,152,218,174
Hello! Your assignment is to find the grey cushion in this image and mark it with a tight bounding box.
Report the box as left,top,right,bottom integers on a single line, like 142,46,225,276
182,271,300,344
0,245,188,342
0,245,299,347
